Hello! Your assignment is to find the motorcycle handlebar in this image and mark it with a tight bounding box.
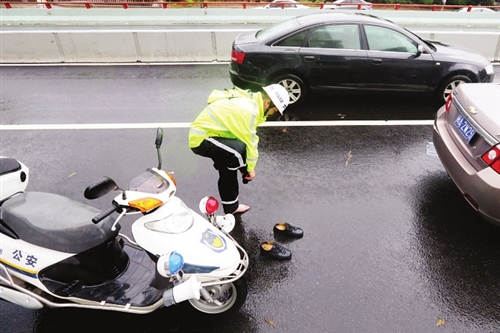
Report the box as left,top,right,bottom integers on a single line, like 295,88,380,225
92,205,117,224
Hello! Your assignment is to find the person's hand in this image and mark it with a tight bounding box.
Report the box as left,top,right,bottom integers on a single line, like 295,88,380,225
241,170,255,184
245,170,256,181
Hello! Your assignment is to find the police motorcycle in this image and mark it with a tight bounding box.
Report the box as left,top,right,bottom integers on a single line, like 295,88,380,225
0,128,249,314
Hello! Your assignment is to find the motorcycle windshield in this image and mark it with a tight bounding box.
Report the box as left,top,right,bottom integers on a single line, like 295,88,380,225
128,168,170,194
144,197,195,233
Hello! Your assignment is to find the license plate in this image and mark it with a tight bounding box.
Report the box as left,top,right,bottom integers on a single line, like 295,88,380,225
454,114,476,144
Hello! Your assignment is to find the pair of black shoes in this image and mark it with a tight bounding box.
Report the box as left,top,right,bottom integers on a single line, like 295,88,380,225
260,223,304,261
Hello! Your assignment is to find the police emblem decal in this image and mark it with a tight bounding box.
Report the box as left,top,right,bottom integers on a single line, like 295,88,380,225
200,229,227,253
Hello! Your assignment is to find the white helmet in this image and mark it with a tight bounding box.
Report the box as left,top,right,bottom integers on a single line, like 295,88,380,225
263,84,290,114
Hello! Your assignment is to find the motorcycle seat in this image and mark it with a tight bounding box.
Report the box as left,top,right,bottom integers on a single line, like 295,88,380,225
0,191,119,253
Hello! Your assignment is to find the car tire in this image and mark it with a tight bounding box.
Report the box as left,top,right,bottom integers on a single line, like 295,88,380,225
273,74,307,105
437,75,471,103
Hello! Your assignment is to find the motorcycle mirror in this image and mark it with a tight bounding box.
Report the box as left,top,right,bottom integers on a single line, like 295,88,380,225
155,127,163,149
156,127,164,170
84,177,119,200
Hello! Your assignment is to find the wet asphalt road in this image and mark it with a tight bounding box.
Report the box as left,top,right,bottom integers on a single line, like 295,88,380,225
1,65,500,333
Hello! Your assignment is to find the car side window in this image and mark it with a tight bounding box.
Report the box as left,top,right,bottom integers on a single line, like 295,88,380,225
275,30,308,47
305,24,360,50
364,25,418,53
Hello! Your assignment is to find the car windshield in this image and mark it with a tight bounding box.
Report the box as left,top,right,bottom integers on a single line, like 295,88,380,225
128,168,170,194
256,18,297,41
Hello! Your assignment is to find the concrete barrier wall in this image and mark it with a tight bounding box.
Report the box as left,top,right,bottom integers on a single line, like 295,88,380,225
0,29,247,62
1,8,499,63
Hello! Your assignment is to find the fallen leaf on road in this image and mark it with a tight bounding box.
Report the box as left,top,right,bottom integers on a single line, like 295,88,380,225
265,318,276,328
345,151,352,166
436,318,445,327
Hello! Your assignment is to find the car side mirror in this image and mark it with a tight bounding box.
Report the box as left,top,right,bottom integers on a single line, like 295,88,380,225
410,45,424,59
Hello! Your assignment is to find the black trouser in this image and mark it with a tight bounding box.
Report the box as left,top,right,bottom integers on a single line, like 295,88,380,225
191,137,247,214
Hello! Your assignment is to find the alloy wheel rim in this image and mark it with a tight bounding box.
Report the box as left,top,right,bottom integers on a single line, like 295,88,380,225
443,80,465,100
278,79,301,104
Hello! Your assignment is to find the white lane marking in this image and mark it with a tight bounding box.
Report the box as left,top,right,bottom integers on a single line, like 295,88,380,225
0,62,231,67
0,120,433,131
3,62,499,68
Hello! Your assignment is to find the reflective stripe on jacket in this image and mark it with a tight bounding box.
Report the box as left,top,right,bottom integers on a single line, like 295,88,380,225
189,87,267,172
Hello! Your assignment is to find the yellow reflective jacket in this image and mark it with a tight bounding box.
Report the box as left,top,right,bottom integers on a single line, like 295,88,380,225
189,87,267,172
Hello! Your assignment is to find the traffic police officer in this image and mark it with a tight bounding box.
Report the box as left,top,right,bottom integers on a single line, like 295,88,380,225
189,84,290,214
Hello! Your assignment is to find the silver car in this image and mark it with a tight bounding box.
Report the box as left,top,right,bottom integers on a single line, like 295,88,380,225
433,83,500,225
323,0,373,10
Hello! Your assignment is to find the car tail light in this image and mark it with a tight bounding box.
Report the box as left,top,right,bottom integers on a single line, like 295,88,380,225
445,92,453,114
481,145,500,174
231,50,245,64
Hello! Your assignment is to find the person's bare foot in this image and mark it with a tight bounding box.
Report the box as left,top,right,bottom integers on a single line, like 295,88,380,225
232,204,250,214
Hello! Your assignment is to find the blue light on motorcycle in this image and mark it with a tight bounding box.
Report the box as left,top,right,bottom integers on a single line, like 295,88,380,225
168,252,184,275
157,251,185,277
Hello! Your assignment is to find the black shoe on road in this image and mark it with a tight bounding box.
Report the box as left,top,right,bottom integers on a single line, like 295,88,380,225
260,241,292,260
273,223,304,239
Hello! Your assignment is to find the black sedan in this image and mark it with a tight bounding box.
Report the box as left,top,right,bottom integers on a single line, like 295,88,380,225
229,12,495,105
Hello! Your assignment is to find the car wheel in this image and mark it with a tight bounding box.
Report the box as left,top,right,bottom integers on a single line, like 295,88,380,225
437,75,471,103
273,74,307,105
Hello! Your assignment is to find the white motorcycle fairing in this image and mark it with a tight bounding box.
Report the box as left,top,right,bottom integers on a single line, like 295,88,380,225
132,196,242,278
0,128,249,315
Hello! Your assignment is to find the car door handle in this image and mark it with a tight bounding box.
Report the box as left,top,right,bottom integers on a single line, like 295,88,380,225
371,58,382,65
303,56,315,62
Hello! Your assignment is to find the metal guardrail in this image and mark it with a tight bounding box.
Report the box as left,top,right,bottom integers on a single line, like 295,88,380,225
1,1,499,11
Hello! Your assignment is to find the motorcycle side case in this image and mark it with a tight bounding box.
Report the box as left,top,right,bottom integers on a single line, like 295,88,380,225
0,157,29,202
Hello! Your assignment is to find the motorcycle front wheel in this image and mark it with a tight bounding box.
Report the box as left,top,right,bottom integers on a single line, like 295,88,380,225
189,277,247,314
